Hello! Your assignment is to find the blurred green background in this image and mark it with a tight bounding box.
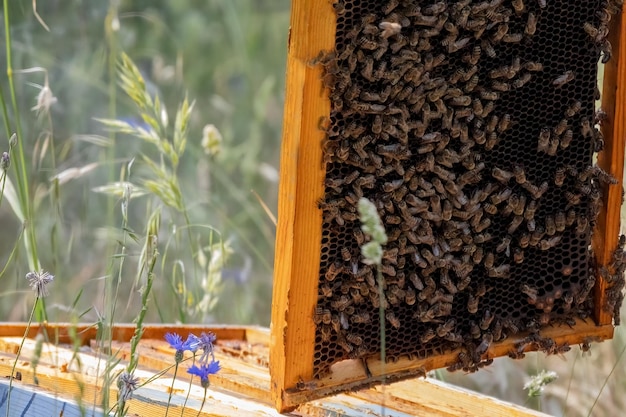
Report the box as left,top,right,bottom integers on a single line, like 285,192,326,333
0,0,290,325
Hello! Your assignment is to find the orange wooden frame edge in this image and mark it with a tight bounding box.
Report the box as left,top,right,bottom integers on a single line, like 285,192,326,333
593,1,626,324
270,0,336,412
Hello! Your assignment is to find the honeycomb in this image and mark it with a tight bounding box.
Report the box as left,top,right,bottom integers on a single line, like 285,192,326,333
314,0,624,378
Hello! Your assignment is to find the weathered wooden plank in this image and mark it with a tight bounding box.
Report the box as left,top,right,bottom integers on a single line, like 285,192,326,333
0,340,283,417
0,329,559,417
0,323,263,346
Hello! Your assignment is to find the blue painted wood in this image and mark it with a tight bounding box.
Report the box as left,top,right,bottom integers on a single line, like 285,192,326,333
0,380,104,417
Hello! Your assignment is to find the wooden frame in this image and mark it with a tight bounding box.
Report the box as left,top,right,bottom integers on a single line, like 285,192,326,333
594,4,626,324
271,1,626,413
270,0,335,412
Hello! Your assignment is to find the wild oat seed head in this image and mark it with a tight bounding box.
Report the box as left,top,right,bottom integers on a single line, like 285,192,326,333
524,370,558,397
357,197,388,245
117,371,139,402
201,124,223,156
8,133,17,149
25,270,54,298
361,241,383,266
31,84,57,117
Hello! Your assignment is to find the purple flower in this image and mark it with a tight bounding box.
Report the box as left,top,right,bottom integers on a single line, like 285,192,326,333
25,270,54,298
187,361,221,389
117,371,139,402
165,332,196,363
194,332,216,363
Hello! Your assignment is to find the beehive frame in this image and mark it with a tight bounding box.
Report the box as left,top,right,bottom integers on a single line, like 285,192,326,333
271,0,626,412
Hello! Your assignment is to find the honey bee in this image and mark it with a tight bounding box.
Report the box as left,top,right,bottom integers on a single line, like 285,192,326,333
420,328,437,343
485,132,499,150
513,164,527,184
516,194,529,216
537,128,551,153
553,71,575,87
488,263,511,278
480,90,500,101
595,108,608,125
491,187,513,204
530,226,546,246
319,324,332,342
475,232,494,244
524,61,544,72
437,319,457,338
576,215,590,235
554,211,566,232
489,65,510,79
525,13,537,36
513,73,532,89
464,74,480,93
331,294,353,312
379,21,402,39
446,361,464,373
476,332,494,358
545,138,559,156
351,309,371,324
405,287,417,305
448,37,471,53
491,23,509,42
314,307,332,325
467,294,479,314
386,311,401,329
496,235,512,254
440,270,459,295
564,191,582,206
483,203,498,215
544,215,557,236
492,80,511,92
539,236,562,250
325,262,344,281
554,167,567,187
580,118,593,138
336,335,354,353
554,118,569,136
503,33,523,43
484,252,495,269
346,333,363,346
486,114,499,133
466,44,482,65
564,101,582,119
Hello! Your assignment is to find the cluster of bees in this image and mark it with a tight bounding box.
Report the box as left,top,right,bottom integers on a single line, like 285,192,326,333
313,0,624,378
602,236,626,325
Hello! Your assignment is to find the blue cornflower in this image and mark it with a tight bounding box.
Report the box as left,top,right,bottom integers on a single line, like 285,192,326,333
187,361,221,389
165,332,197,363
194,332,216,363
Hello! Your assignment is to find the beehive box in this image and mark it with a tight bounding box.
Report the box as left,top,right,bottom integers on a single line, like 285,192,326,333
271,0,626,412
0,323,549,417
